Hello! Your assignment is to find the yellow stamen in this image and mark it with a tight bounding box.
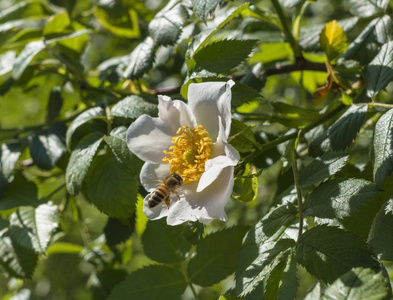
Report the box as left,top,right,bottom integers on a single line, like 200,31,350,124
163,125,213,184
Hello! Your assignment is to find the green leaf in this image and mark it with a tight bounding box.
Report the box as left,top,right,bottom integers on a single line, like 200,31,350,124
368,197,393,261
229,119,260,153
363,41,393,99
111,95,157,119
107,265,187,300
0,172,38,210
0,51,16,76
187,226,248,286
123,37,155,80
373,108,393,185
105,135,143,176
192,0,220,21
43,11,71,36
343,15,392,65
148,3,187,46
299,152,349,188
348,0,389,17
296,225,379,284
66,107,104,149
9,203,60,253
104,217,135,248
309,105,367,157
186,3,250,60
193,40,257,74
86,151,138,218
0,235,38,279
29,131,66,170
231,81,263,107
265,249,298,300
91,268,129,300
12,40,46,80
319,20,347,62
65,132,104,196
322,267,390,300
236,203,298,296
45,87,63,125
142,219,191,264
233,164,259,203
303,178,381,219
272,102,321,128
0,140,25,180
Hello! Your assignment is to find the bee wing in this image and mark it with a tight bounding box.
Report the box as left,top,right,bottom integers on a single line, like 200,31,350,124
143,192,170,220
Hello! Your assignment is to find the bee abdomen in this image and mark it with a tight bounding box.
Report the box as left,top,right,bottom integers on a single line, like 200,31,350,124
148,186,169,208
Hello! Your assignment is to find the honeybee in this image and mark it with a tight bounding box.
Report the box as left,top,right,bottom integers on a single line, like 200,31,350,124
147,173,183,209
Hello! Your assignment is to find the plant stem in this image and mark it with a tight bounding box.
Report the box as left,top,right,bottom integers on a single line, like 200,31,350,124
291,144,304,241
270,0,302,58
189,282,199,300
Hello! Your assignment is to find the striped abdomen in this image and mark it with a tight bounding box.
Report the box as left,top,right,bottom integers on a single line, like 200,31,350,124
148,185,170,208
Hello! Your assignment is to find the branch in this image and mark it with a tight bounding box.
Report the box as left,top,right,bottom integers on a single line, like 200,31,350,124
265,60,327,76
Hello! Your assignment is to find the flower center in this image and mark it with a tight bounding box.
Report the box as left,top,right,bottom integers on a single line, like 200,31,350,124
162,125,213,185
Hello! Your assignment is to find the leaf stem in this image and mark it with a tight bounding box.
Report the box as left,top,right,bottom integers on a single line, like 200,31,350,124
189,282,200,300
270,0,302,58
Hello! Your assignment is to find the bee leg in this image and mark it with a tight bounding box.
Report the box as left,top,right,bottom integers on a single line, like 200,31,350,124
164,197,171,209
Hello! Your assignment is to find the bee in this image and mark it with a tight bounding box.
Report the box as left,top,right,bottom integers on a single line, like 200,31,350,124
147,173,183,209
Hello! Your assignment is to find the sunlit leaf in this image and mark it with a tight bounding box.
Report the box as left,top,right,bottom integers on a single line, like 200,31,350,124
108,265,187,300
296,225,379,284
192,0,220,21
373,108,393,185
149,2,187,46
29,131,66,170
368,197,393,261
0,235,38,279
9,203,60,253
0,51,16,76
320,20,347,62
348,0,389,17
192,39,256,74
303,178,381,219
12,40,45,80
123,37,155,80
86,151,138,218
363,41,393,99
66,107,104,149
111,95,157,119
236,203,298,296
309,105,367,157
43,11,70,36
322,267,390,300
65,132,104,196
299,152,349,188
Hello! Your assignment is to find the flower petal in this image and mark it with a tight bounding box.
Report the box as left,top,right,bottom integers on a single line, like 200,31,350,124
126,115,173,164
197,141,239,192
140,162,170,191
166,166,234,225
158,95,197,131
188,80,234,141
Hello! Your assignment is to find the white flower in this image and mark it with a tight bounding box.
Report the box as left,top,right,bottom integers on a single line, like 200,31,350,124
126,80,239,225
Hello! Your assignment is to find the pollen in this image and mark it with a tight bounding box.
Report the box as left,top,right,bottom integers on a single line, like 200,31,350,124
162,125,213,185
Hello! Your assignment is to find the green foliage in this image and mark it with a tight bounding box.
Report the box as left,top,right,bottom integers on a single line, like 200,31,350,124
2,0,393,298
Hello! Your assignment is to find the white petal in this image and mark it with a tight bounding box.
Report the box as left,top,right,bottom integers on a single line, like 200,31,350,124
197,140,239,192
140,162,170,191
126,115,173,164
188,80,234,141
166,166,234,225
158,95,197,131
